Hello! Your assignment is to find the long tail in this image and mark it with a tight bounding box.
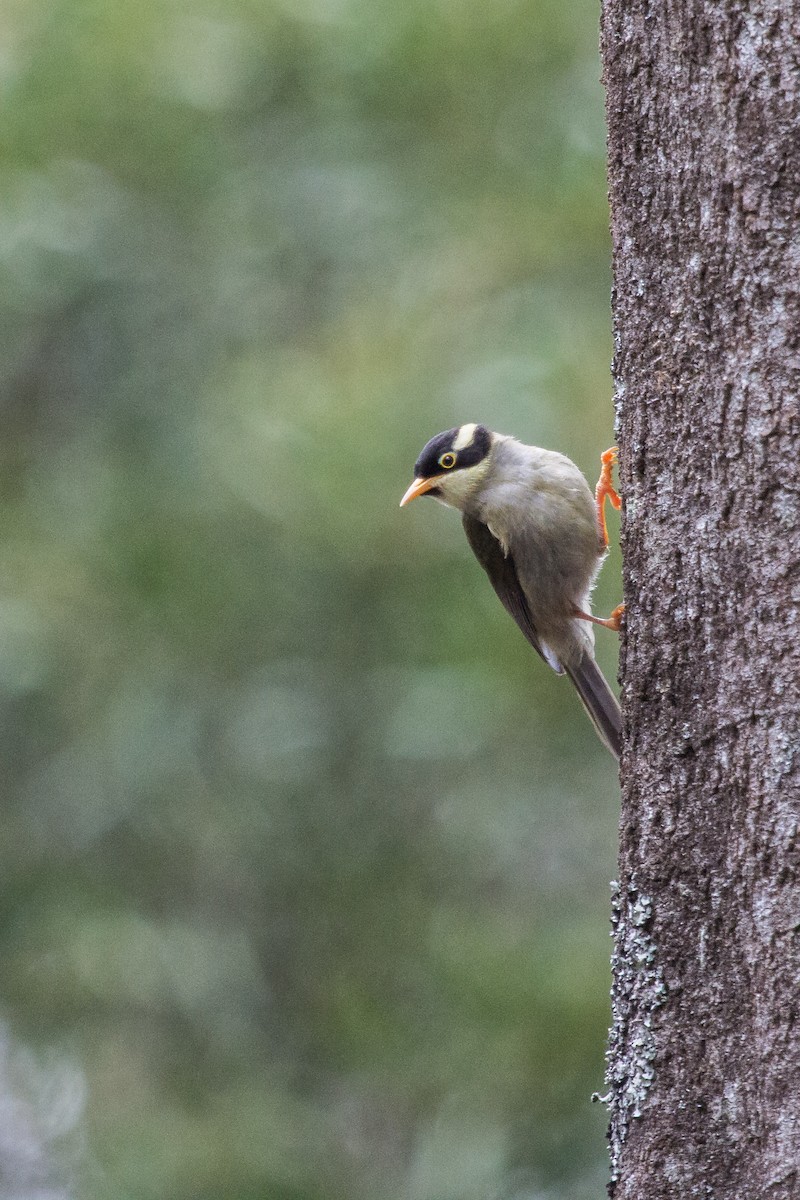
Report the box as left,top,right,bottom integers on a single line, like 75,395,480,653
565,653,622,763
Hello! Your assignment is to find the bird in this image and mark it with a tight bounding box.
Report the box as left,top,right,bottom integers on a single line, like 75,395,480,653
400,423,623,761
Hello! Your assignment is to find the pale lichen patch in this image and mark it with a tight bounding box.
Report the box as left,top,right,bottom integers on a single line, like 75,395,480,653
604,880,667,1187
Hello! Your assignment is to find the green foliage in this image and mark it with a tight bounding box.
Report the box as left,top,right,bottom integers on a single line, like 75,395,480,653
0,0,620,1196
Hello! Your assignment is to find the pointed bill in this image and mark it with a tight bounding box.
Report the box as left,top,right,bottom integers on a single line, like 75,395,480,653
399,476,439,507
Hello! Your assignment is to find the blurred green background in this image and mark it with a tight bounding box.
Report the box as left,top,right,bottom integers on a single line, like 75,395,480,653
0,0,620,1196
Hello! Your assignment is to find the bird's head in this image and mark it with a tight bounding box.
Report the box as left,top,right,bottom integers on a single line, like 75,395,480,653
400,423,494,511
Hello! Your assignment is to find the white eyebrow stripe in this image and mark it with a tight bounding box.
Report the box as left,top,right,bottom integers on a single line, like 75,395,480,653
453,423,478,451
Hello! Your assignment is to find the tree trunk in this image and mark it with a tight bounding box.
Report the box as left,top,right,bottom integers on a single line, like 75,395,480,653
600,2,800,1197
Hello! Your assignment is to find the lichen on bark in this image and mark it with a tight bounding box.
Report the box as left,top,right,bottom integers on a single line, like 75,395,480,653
605,881,666,1189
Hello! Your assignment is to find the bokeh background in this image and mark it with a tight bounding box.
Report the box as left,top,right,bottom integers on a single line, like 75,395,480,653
0,1,621,1197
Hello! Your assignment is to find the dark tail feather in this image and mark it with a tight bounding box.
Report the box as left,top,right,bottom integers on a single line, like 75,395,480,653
565,653,622,763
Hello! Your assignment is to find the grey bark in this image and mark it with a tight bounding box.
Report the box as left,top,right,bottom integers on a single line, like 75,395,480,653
600,2,800,1197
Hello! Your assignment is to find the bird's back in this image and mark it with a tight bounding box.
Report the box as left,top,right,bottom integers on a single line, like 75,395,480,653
469,438,603,665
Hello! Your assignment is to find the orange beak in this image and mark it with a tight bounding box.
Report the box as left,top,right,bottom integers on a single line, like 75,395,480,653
399,476,439,507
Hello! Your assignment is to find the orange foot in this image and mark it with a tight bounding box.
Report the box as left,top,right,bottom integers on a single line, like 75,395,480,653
574,603,625,632
595,446,622,549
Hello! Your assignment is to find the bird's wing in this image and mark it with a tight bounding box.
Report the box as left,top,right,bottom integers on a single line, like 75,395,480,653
463,511,621,761
462,512,563,674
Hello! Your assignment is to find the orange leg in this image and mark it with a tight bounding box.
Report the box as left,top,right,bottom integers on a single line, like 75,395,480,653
595,446,622,549
574,603,625,632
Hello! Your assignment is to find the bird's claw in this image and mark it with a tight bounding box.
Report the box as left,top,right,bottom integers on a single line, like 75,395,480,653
574,602,625,633
596,446,622,548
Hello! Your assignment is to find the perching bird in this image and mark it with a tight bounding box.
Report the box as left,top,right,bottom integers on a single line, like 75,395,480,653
400,423,623,761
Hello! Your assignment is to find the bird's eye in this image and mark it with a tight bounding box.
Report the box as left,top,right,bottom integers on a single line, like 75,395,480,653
439,452,457,469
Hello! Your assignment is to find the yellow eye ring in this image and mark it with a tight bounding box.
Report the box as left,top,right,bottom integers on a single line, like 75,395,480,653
439,452,457,469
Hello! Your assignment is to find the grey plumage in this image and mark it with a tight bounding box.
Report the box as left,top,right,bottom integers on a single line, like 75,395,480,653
564,655,621,762
401,425,622,761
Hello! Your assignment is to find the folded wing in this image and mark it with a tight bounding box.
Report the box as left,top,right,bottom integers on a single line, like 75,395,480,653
462,512,621,761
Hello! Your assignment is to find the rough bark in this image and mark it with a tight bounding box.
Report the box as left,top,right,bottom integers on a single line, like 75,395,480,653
600,2,800,1197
